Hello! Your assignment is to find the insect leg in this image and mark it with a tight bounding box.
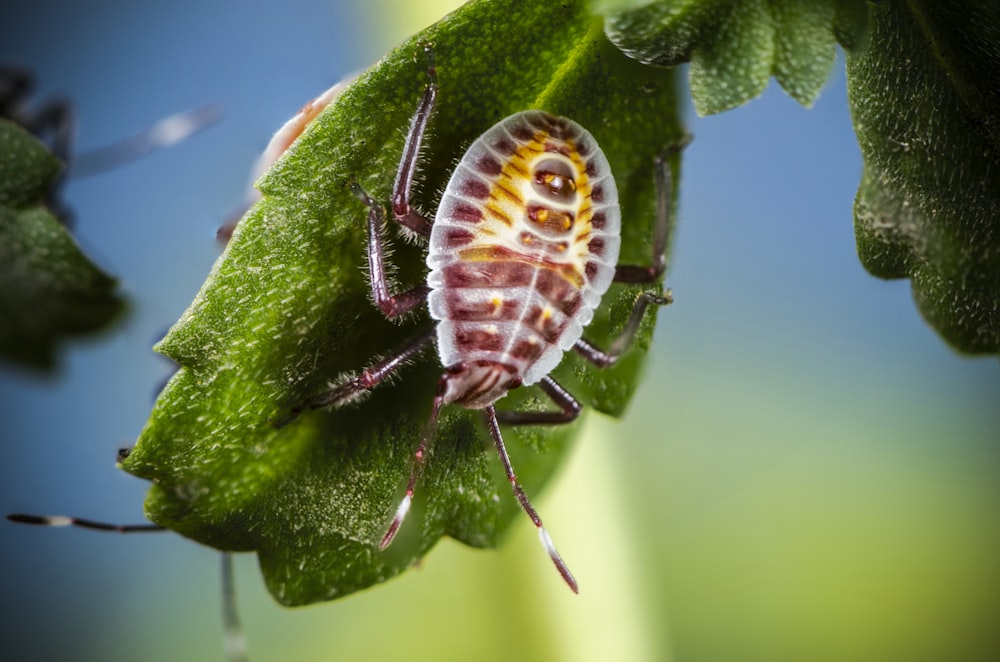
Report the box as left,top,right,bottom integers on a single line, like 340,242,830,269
1,69,75,222
0,65,33,114
613,135,692,284
6,512,166,532
277,326,436,426
221,553,249,662
388,43,438,238
21,99,75,168
9,511,249,660
484,405,578,593
573,290,673,368
72,103,222,178
380,374,447,549
351,183,430,319
495,375,582,426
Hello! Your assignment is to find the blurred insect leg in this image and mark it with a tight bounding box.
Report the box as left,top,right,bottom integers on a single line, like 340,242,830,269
276,326,436,426
484,405,578,593
380,375,447,549
0,65,73,165
21,98,75,167
220,553,249,662
614,134,692,284
0,65,33,111
495,375,582,426
389,43,438,237
16,95,76,222
573,290,673,368
351,183,430,319
6,512,165,532
72,103,223,178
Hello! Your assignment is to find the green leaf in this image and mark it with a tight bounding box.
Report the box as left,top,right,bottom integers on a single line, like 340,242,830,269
0,119,125,370
604,0,871,115
846,1,1000,354
124,0,683,606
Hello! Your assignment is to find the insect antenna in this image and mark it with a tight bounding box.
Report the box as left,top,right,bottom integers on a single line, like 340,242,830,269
484,405,579,593
6,512,165,532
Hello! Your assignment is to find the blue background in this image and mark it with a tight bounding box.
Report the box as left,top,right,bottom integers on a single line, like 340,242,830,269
2,2,997,661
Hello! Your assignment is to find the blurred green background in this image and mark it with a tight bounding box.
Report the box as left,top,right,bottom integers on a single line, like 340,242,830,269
1,1,997,661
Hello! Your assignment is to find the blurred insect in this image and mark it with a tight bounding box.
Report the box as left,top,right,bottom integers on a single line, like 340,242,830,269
217,74,356,243
282,44,683,592
0,64,221,224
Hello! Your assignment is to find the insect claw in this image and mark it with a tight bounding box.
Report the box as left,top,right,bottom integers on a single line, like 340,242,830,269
423,44,436,78
656,133,693,163
348,181,377,207
645,289,673,307
270,406,303,429
417,41,435,64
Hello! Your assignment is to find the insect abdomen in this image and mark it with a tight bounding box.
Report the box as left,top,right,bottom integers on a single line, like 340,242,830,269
427,111,621,405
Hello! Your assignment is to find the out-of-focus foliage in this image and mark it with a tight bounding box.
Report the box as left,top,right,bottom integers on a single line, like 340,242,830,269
0,119,124,370
847,1,1000,354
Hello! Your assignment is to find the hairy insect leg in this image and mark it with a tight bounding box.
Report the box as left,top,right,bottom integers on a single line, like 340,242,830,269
614,134,692,284
350,183,430,318
276,326,436,426
388,43,438,237
380,375,447,549
495,375,582,426
484,405,578,593
573,290,673,368
221,553,249,662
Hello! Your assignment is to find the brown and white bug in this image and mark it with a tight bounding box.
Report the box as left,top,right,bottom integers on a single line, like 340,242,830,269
289,45,683,593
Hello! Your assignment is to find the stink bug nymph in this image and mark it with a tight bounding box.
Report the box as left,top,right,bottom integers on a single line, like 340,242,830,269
287,44,683,593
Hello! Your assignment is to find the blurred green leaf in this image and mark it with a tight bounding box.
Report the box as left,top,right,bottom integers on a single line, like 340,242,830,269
604,0,998,351
603,0,870,114
0,119,124,370
847,1,1000,354
124,0,683,606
